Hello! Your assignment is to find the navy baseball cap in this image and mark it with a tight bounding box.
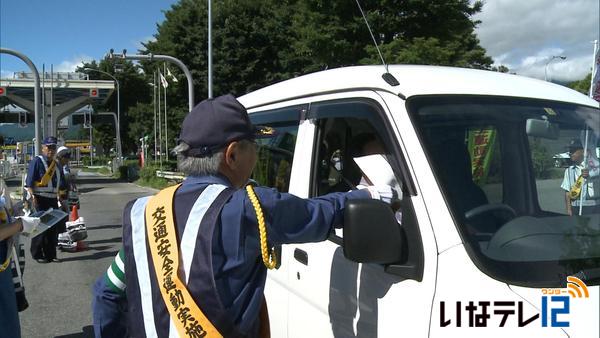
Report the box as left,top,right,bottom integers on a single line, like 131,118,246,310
179,94,274,157
42,136,58,146
568,139,583,153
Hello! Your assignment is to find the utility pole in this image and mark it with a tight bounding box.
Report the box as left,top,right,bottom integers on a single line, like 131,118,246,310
164,63,169,162
153,71,157,162
208,0,213,98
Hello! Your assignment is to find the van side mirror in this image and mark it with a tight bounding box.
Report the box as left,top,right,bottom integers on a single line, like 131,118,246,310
343,199,404,264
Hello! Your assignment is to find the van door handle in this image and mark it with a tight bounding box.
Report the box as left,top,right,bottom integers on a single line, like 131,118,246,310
294,248,308,265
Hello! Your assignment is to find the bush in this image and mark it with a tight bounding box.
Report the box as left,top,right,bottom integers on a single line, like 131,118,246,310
530,138,555,179
115,165,129,180
134,164,173,189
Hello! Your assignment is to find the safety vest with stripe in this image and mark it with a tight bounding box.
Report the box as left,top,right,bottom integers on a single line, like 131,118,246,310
122,184,243,338
32,155,62,198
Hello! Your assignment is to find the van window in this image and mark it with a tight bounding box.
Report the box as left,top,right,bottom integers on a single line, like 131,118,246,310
308,100,405,236
409,96,600,287
249,106,302,192
528,131,600,214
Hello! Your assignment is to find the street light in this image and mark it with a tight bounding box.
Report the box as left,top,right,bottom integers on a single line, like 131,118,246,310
83,67,122,160
106,51,195,111
544,56,567,81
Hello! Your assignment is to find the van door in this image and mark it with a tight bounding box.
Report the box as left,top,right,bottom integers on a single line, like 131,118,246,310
285,92,437,338
248,103,308,338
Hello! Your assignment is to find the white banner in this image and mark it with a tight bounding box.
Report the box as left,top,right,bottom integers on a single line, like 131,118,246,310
166,67,178,83
159,71,168,88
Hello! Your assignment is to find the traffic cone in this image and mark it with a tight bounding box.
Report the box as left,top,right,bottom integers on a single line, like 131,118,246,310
70,205,78,222
69,205,87,251
75,240,88,251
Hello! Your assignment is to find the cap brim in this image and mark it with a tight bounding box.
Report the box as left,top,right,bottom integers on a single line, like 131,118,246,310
253,125,278,139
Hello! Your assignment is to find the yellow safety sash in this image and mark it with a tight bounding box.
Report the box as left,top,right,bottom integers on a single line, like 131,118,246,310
145,183,222,338
569,174,585,200
0,208,13,273
35,159,57,187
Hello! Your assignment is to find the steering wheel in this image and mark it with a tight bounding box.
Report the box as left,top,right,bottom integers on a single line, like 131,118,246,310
465,203,517,222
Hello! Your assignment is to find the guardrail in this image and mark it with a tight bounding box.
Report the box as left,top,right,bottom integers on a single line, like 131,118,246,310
156,170,186,182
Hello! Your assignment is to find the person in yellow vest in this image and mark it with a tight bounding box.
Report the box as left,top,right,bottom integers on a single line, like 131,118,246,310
0,195,38,338
25,136,68,263
92,94,395,337
561,139,600,215
0,207,25,337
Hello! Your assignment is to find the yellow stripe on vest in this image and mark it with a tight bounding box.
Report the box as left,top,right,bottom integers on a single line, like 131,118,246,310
145,183,223,338
35,159,57,187
569,175,585,200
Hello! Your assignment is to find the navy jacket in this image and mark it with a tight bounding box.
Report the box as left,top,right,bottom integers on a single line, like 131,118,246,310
25,155,66,193
118,174,369,337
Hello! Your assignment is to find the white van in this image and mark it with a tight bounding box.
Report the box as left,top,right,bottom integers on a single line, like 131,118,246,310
238,65,599,338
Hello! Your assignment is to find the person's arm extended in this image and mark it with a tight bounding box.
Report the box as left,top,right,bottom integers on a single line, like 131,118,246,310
242,187,371,245
0,218,23,241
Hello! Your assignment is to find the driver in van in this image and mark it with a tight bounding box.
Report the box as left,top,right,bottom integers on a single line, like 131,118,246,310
561,138,600,215
92,94,396,338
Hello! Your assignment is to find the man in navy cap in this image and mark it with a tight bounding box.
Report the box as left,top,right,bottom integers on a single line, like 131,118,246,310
92,94,394,337
25,136,68,263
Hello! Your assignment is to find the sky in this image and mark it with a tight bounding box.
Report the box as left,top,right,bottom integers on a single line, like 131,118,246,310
0,0,599,83
0,0,178,77
473,0,599,82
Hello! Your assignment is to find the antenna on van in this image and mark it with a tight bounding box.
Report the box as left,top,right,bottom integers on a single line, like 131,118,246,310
354,0,399,86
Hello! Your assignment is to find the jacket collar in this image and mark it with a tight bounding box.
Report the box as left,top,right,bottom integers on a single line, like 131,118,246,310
183,174,234,187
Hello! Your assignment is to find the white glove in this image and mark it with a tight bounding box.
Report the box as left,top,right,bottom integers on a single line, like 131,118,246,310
359,185,398,204
17,216,40,235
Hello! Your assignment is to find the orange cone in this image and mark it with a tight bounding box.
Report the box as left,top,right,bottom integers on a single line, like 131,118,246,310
70,205,79,222
75,240,88,251
69,205,87,251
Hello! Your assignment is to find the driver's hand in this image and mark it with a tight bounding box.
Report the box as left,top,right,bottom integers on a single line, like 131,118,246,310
360,185,399,204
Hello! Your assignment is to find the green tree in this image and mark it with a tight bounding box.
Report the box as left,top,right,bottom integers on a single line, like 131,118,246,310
294,0,492,69
568,73,592,95
530,137,554,179
138,0,493,148
94,124,116,156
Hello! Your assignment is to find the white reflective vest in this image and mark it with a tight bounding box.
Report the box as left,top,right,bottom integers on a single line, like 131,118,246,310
32,155,61,198
127,184,228,338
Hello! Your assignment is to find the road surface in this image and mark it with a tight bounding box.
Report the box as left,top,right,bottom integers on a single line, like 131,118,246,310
11,173,155,338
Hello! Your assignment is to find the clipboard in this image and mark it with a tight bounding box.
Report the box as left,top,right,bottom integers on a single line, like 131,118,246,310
27,209,68,238
353,154,403,199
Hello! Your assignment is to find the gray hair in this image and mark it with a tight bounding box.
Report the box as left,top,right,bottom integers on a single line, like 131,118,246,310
173,142,223,176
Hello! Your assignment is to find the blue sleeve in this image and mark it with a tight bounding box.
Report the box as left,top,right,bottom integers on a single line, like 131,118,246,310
92,276,128,338
242,187,370,245
25,157,39,187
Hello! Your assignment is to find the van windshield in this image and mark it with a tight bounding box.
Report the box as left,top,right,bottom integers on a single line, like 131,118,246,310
408,96,600,287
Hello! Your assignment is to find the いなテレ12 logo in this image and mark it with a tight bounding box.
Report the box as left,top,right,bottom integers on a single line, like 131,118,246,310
541,276,589,327
440,276,590,328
